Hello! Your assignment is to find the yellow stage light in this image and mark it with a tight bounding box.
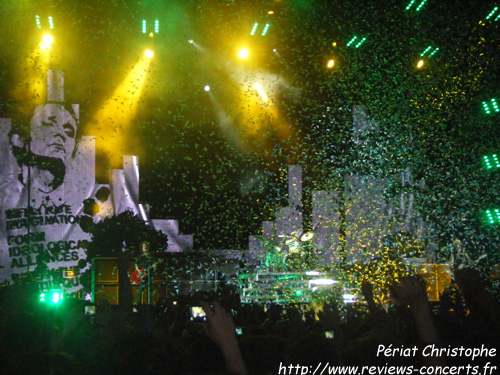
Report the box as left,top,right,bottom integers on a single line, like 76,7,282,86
327,59,335,68
40,34,53,50
417,59,424,68
254,82,269,102
238,49,249,59
90,55,152,177
145,49,154,58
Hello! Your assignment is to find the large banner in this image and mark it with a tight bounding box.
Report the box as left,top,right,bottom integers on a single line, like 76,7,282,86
0,70,112,292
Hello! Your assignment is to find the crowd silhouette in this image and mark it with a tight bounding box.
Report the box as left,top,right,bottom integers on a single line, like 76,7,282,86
0,267,498,375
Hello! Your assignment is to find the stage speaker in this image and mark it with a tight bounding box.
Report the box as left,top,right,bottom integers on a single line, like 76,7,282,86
92,257,119,283
93,283,169,305
93,284,119,304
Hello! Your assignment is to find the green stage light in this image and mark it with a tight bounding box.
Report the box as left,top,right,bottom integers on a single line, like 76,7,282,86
483,99,499,114
40,291,63,304
485,209,500,224
483,101,491,114
416,0,428,11
483,154,500,169
420,46,439,57
405,0,417,10
262,23,270,36
250,23,270,36
493,98,499,112
52,292,62,304
155,20,159,33
406,0,428,11
293,289,303,296
355,37,366,48
250,23,258,35
347,35,367,48
485,6,499,20
36,15,54,29
428,48,439,57
346,36,358,47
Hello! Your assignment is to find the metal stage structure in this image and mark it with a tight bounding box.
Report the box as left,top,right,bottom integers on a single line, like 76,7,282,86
88,254,452,305
239,271,347,304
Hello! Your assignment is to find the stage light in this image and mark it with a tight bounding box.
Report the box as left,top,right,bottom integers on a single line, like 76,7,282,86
188,39,194,44
204,85,210,91
485,6,499,20
145,49,154,58
306,271,320,276
250,23,270,36
155,19,159,33
355,37,366,48
347,35,366,48
91,54,152,177
254,83,269,102
483,154,500,169
343,294,358,303
493,99,500,112
309,278,337,285
416,0,428,11
142,20,147,34
35,15,54,29
485,209,500,224
483,99,499,114
40,34,53,50
483,101,491,114
417,59,424,68
262,23,270,36
293,289,304,296
406,0,417,10
327,59,335,68
268,10,274,15
406,0,428,11
346,36,357,47
40,291,63,304
238,48,249,59
420,46,439,58
250,23,259,35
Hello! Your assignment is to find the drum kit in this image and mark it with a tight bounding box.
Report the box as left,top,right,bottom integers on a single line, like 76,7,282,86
263,230,316,271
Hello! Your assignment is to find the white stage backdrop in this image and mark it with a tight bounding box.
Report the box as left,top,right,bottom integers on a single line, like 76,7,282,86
0,70,148,293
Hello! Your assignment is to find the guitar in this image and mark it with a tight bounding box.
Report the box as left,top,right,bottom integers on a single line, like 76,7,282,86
131,267,148,285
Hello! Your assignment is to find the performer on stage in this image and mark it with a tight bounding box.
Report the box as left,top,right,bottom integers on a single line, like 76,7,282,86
132,241,156,305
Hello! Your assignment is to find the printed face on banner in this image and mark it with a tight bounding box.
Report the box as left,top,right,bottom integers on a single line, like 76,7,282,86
0,70,146,294
30,103,77,163
0,99,99,292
